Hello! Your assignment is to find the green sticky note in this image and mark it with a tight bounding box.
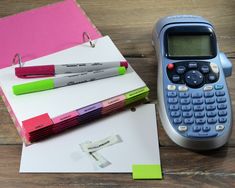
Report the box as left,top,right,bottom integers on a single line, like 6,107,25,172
132,164,162,180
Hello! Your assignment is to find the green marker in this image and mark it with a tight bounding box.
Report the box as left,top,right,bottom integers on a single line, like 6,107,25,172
13,67,126,95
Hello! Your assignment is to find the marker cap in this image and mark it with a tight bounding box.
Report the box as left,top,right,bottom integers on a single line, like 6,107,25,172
13,79,54,95
118,67,126,75
120,61,129,69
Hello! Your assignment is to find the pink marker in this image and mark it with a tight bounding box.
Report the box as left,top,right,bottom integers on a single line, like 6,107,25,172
15,61,128,78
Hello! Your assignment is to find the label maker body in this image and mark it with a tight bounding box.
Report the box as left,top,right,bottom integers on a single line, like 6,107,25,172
152,15,233,150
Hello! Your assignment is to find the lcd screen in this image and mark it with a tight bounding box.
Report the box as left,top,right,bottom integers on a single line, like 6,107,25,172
167,34,212,57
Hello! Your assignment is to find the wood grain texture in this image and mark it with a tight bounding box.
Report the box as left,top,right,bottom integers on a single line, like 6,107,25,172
0,0,235,187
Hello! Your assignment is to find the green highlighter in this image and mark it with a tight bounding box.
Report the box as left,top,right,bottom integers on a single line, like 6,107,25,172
13,67,126,95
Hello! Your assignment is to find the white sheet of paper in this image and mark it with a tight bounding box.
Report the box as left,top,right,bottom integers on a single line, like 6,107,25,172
0,36,145,126
20,104,161,173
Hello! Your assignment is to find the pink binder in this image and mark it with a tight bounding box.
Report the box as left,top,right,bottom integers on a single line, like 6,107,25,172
0,0,101,69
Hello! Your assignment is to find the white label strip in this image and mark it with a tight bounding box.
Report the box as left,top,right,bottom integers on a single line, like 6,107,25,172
89,151,111,168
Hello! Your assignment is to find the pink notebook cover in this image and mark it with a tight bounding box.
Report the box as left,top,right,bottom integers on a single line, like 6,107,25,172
0,0,101,69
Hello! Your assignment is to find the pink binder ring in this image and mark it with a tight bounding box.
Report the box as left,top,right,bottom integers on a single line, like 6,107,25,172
83,32,95,48
12,53,23,67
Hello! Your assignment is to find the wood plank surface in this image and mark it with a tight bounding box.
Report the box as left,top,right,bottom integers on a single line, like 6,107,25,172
0,0,235,187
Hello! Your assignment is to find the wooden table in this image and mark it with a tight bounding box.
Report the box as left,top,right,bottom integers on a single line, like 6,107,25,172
0,0,234,187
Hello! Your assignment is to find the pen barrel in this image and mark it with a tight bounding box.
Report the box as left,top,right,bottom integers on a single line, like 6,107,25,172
13,79,54,95
54,67,126,88
55,61,128,74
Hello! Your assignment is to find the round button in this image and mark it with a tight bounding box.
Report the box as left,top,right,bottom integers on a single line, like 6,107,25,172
208,74,216,82
185,70,204,87
167,63,174,70
176,66,186,74
172,74,180,82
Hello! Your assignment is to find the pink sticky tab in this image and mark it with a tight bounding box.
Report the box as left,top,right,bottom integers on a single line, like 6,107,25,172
52,111,79,124
22,113,53,133
102,95,126,108
0,0,101,69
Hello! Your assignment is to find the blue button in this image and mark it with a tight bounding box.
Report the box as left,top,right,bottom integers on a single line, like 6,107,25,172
182,105,191,111
179,92,189,98
196,118,206,124
206,111,216,117
204,92,214,98
215,90,225,96
182,111,193,118
207,118,217,124
203,126,210,132
214,84,223,90
176,66,186,74
188,62,198,69
216,97,226,103
173,118,182,124
184,118,194,124
188,132,218,138
217,104,227,110
167,91,177,97
195,112,205,118
193,126,201,132
172,74,180,82
200,65,210,74
205,98,215,104
193,105,204,111
206,105,216,111
168,98,178,104
192,93,202,98
180,98,190,105
170,111,181,117
218,110,227,116
219,117,227,123
192,99,203,105
169,105,179,111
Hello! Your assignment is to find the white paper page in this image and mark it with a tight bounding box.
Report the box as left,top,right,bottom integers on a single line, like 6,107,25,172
0,36,146,126
20,104,161,173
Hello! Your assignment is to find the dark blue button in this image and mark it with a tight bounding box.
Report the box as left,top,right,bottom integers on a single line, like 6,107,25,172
195,112,205,118
167,91,177,97
196,118,206,124
203,126,210,132
168,98,178,104
184,118,194,124
192,93,202,98
206,111,216,117
182,111,193,118
170,111,181,117
207,118,217,124
188,62,198,69
192,99,203,105
217,104,227,110
169,105,179,111
180,98,190,105
173,118,182,124
218,110,227,116
204,92,214,98
193,105,204,111
188,132,218,138
208,74,216,82
205,98,215,104
200,65,210,74
219,117,227,123
176,66,186,74
172,74,180,82
206,105,216,111
214,84,223,90
215,90,225,96
182,105,191,111
216,97,226,103
193,126,201,132
179,92,189,98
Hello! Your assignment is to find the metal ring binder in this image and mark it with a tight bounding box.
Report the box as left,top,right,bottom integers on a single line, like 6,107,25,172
12,53,23,67
83,32,95,48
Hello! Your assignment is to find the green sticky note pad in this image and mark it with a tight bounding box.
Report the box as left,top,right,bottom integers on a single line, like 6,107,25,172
132,164,162,180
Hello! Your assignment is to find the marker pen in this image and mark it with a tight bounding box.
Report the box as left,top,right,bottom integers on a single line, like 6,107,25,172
15,61,128,78
13,67,126,95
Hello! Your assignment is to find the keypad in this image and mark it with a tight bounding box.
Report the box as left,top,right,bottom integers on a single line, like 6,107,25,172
166,84,228,138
